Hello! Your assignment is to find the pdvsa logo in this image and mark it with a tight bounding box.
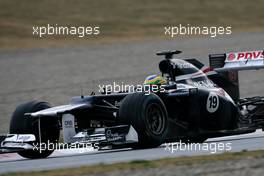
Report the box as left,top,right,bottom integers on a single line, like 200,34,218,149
226,50,264,62
227,53,236,61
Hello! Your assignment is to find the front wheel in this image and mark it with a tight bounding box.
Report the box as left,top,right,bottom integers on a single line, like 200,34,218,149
9,101,60,159
119,93,168,149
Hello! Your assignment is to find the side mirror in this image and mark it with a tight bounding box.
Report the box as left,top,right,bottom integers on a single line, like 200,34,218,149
156,50,182,60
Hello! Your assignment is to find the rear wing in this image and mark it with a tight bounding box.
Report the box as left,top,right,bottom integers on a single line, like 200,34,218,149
209,50,264,102
210,50,264,72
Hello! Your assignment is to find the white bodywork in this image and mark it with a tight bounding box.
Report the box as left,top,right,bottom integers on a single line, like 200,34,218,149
27,103,88,117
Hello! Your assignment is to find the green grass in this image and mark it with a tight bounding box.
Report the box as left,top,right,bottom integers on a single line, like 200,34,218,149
2,150,264,176
0,0,263,49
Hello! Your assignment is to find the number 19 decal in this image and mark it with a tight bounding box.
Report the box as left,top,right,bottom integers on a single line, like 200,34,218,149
207,92,219,113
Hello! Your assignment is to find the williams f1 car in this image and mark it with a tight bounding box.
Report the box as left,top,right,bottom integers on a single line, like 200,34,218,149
1,50,264,159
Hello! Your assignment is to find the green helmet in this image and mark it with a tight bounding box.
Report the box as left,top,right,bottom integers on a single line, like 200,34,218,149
144,75,167,85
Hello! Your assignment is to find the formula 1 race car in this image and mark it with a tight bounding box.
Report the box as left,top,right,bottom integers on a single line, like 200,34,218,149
1,50,264,159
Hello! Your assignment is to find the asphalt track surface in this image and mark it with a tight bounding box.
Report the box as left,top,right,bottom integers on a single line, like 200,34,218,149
0,131,264,174
0,32,264,173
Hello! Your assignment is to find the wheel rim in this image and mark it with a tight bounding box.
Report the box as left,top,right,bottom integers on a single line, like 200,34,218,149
146,103,165,135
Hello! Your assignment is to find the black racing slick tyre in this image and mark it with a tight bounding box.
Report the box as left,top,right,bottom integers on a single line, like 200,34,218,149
119,93,168,149
9,101,60,159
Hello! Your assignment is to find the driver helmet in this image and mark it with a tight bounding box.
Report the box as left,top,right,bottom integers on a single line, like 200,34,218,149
144,75,167,85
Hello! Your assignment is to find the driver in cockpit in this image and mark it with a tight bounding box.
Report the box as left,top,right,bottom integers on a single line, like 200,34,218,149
143,75,167,85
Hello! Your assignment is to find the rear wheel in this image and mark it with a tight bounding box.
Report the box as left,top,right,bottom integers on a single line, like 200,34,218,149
10,101,60,159
119,93,168,149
